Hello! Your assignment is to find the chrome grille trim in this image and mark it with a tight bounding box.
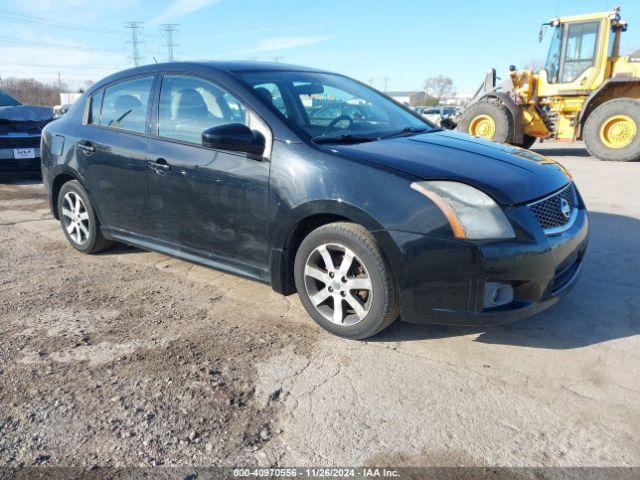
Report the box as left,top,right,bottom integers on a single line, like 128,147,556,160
528,183,578,235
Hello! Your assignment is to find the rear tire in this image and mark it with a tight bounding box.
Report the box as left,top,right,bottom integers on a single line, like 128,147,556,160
583,98,640,162
294,222,399,340
57,180,112,254
457,98,514,144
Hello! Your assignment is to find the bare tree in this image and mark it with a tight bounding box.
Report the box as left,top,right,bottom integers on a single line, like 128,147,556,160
1,77,66,106
423,76,456,101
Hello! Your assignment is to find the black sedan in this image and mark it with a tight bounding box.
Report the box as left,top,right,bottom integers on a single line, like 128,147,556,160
40,61,588,339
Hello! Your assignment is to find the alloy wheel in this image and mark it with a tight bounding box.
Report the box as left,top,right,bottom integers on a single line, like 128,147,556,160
61,191,90,245
303,243,373,326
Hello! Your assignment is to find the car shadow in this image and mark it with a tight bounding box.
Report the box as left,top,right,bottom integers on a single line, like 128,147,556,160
371,211,640,349
0,176,43,185
97,244,142,255
531,146,591,157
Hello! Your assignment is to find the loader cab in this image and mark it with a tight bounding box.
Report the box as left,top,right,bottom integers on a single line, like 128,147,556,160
537,10,623,97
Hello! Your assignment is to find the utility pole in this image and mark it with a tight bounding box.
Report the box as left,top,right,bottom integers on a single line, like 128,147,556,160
58,72,63,94
160,24,179,62
383,76,389,92
125,22,145,66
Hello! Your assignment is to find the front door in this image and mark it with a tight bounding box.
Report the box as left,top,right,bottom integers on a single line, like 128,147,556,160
77,75,155,235
146,74,270,272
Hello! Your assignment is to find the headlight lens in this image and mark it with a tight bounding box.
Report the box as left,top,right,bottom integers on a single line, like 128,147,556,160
411,181,516,240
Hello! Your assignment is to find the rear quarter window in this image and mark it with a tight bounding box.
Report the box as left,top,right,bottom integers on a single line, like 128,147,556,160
88,90,104,125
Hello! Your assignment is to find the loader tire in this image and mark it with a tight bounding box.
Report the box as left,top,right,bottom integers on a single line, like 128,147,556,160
516,135,537,150
584,98,640,162
457,99,514,144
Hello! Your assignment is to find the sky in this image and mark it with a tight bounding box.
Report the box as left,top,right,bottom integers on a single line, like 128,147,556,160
1,0,640,94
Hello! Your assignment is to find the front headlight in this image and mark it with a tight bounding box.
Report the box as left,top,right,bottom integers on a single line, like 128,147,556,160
410,181,516,240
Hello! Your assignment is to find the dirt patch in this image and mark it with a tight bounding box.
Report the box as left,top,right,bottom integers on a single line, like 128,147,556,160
0,197,318,467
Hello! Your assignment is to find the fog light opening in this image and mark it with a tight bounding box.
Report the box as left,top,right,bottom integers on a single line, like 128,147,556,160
484,282,514,308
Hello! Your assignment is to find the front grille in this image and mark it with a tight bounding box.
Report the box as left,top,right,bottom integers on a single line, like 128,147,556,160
0,136,41,149
528,183,577,232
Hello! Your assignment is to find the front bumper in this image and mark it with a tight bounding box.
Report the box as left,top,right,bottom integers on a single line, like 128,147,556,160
0,147,42,175
386,204,589,326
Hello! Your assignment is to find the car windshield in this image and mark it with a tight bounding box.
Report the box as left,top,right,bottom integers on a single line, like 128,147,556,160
0,90,20,107
239,71,434,142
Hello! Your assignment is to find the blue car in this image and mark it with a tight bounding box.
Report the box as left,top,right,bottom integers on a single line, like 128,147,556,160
0,89,54,176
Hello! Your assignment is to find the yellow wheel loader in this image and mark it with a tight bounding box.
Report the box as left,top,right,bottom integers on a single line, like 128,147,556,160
456,7,640,161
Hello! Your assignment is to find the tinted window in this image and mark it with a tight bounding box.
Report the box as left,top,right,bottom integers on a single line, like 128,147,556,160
241,71,429,140
158,75,247,144
88,90,104,125
100,76,153,133
252,82,288,117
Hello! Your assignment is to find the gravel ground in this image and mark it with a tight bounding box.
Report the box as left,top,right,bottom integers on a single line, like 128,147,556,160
0,141,639,469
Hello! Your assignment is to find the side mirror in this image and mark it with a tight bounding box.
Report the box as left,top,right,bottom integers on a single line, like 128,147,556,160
440,118,457,130
202,123,265,157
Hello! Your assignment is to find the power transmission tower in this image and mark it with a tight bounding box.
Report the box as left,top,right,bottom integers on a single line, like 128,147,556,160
160,24,179,62
125,22,145,66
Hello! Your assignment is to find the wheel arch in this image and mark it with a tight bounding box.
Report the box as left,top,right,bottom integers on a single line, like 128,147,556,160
578,78,640,138
269,200,400,295
50,168,80,220
49,167,103,223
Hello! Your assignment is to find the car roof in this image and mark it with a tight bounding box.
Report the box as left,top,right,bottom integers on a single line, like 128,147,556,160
89,60,331,92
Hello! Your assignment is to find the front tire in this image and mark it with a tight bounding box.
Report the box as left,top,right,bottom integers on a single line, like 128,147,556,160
457,99,514,144
294,222,399,340
584,98,640,162
57,180,112,254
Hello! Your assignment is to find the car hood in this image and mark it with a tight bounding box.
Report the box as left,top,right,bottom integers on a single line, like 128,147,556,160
330,129,571,205
0,105,54,122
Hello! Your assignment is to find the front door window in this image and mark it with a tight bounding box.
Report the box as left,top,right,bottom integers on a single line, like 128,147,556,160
158,75,247,144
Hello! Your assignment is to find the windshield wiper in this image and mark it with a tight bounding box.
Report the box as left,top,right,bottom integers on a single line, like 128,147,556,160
312,133,376,144
380,126,440,140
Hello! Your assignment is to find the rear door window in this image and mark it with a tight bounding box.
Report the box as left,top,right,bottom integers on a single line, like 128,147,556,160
100,76,154,133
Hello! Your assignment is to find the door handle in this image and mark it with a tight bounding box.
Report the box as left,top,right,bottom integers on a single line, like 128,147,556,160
148,158,172,173
77,142,95,154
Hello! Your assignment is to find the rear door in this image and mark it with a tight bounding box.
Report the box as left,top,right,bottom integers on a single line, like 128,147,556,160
145,73,271,271
76,75,156,235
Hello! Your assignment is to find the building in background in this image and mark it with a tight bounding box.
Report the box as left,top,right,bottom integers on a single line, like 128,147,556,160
438,94,472,107
386,91,425,106
60,92,82,105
